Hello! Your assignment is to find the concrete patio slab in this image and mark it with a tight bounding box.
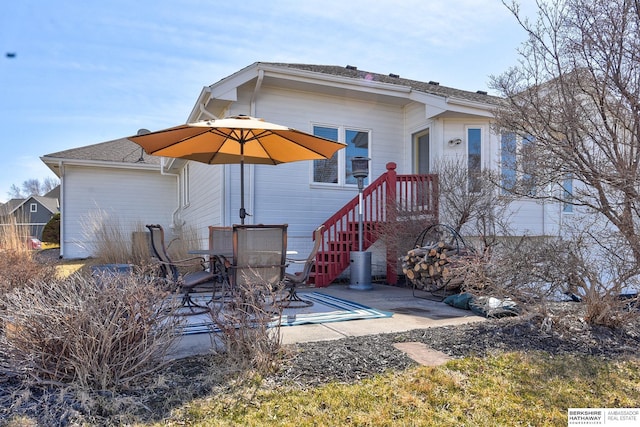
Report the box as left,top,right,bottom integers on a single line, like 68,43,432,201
393,342,452,366
167,283,485,359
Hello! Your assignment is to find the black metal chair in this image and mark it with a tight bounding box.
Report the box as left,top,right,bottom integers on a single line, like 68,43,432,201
277,225,324,308
146,224,219,314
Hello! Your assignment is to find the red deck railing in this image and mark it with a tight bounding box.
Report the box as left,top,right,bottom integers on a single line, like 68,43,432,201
312,162,439,287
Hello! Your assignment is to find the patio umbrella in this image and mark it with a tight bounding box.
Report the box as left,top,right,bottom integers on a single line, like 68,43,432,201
129,115,346,223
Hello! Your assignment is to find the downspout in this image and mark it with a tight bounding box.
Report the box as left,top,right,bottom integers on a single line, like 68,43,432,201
199,103,217,120
198,87,218,120
250,69,264,114
160,158,184,231
58,161,64,259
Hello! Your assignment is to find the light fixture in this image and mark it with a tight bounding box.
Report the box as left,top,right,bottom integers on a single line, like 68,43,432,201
448,138,462,146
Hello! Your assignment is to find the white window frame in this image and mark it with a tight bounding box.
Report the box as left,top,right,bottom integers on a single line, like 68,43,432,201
30,203,37,213
466,126,483,193
311,124,370,187
500,131,537,196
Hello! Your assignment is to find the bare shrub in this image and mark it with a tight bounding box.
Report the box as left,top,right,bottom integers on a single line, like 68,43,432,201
460,228,640,328
0,251,58,295
0,271,182,391
81,210,155,265
0,216,58,294
209,271,284,379
0,213,32,253
462,236,569,308
433,157,514,253
560,223,640,328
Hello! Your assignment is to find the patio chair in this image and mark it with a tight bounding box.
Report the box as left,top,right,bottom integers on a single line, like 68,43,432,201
208,226,233,257
276,225,324,308
208,226,233,298
146,224,218,314
225,224,288,298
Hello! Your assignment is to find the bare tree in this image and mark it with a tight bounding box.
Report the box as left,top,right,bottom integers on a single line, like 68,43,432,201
7,177,59,199
434,157,513,254
491,0,640,267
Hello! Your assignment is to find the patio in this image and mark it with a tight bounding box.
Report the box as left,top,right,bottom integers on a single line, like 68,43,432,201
168,282,485,359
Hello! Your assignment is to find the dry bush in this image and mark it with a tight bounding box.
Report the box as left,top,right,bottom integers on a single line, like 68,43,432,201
81,210,152,265
459,231,639,328
462,236,568,305
0,217,58,295
0,271,182,391
0,214,32,252
0,251,58,295
209,271,284,379
434,157,513,245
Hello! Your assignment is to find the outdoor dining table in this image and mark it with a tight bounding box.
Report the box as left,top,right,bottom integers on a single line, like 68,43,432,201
187,248,298,302
188,249,298,256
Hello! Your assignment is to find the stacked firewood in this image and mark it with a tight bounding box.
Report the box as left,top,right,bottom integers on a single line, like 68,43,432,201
401,241,472,292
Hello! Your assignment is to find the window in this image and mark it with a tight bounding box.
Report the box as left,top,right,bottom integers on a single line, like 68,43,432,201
313,126,339,183
182,164,190,207
313,125,369,185
563,175,574,213
467,127,482,192
501,132,536,195
414,130,430,174
501,132,517,192
521,134,536,195
30,203,37,213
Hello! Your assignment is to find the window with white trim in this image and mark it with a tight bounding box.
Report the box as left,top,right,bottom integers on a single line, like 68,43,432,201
30,203,37,213
313,125,370,186
500,132,536,195
562,174,574,213
467,127,482,192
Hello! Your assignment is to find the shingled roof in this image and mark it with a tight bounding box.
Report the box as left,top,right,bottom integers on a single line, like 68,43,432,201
258,62,502,105
43,137,161,165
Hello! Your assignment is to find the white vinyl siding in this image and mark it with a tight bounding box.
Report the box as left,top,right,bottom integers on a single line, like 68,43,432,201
61,166,176,259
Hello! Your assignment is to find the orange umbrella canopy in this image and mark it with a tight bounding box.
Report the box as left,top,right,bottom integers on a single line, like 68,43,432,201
129,115,346,165
129,115,346,223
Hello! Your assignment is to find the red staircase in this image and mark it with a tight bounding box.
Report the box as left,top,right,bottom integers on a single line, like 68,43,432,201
311,162,439,287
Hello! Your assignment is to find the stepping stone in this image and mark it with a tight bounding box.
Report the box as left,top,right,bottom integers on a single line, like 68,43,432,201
393,342,452,366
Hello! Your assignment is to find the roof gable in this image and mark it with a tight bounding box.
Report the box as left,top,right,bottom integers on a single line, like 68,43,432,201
0,195,58,217
42,137,161,165
194,62,501,121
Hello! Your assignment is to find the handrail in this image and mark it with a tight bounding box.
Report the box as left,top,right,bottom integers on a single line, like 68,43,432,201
314,162,438,286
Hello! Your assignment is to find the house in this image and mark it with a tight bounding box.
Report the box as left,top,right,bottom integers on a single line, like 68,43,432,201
41,62,567,283
0,187,60,240
41,139,177,259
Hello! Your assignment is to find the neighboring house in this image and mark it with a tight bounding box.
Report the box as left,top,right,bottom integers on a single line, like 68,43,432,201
41,62,569,283
0,187,60,240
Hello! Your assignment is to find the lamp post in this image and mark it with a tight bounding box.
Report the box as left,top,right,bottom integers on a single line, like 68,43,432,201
349,156,373,290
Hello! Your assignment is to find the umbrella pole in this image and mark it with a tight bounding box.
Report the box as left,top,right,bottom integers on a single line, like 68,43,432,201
240,142,246,224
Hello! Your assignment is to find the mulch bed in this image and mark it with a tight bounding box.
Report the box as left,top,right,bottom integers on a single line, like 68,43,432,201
4,254,639,424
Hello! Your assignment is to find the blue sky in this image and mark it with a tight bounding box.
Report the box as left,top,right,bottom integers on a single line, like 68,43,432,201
0,0,535,203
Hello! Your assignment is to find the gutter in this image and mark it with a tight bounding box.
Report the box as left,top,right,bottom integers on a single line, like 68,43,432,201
256,63,412,95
